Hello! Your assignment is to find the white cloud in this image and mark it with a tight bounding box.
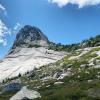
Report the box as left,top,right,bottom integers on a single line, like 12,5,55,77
0,4,8,46
48,0,100,8
0,20,11,46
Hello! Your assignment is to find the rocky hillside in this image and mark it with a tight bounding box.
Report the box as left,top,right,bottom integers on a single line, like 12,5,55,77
0,46,100,100
0,25,100,100
0,25,66,82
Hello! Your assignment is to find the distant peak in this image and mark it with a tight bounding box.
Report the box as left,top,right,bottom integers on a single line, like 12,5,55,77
12,25,50,49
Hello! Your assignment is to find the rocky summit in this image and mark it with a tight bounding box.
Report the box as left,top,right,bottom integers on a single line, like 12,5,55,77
12,25,49,49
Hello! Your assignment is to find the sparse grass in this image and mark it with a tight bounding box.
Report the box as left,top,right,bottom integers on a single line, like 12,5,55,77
35,80,100,100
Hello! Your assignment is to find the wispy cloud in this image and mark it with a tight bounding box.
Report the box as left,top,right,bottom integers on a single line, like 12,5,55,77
0,4,6,11
48,0,100,8
0,4,7,14
0,20,22,46
0,39,7,46
13,23,21,32
0,20,11,46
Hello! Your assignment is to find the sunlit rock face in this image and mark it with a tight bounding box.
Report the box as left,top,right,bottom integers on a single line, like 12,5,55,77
0,25,66,82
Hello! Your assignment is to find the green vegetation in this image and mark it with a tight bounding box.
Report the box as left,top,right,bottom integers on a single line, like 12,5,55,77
0,91,17,100
34,67,100,100
49,35,100,52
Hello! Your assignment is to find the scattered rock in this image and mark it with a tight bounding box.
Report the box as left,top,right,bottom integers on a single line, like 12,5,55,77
54,81,64,85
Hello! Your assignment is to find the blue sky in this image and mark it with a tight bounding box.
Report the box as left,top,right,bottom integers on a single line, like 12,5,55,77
0,0,100,59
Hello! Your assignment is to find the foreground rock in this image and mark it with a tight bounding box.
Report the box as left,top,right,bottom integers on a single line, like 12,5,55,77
10,86,41,100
